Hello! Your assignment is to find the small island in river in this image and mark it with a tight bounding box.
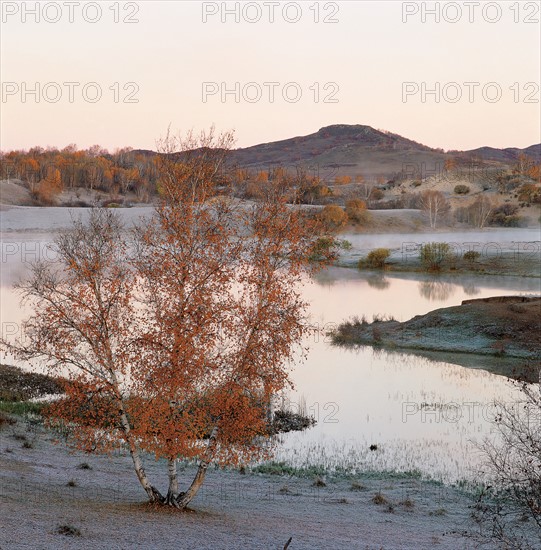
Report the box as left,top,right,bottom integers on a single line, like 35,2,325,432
331,296,541,380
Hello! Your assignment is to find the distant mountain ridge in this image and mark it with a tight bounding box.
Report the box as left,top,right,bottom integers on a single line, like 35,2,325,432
133,124,540,179
463,144,541,163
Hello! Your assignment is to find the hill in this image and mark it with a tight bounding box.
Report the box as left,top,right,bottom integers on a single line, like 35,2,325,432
217,125,539,182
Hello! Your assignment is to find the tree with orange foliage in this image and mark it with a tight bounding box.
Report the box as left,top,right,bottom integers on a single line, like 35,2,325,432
3,128,330,509
319,204,348,232
345,198,369,224
255,170,269,183
334,175,352,185
517,183,540,204
444,158,457,173
35,167,63,205
527,164,540,183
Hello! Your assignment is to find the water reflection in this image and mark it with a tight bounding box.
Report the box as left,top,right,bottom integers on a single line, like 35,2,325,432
418,279,455,301
462,283,480,296
366,274,390,290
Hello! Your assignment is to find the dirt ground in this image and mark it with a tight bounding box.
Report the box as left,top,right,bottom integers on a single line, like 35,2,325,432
0,415,503,550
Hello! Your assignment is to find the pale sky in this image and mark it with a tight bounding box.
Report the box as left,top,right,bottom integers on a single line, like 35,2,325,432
1,1,540,152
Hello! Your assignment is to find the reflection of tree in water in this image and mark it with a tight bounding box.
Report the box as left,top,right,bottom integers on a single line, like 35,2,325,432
312,271,336,288
418,279,455,301
367,274,390,290
462,283,480,296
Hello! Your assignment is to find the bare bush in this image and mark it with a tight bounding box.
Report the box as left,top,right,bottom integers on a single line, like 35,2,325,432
473,370,541,549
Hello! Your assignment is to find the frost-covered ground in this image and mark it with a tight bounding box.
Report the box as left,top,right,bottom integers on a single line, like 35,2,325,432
0,417,498,550
0,205,155,233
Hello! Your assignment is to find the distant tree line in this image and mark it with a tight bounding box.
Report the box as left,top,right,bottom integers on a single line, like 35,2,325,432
0,145,159,203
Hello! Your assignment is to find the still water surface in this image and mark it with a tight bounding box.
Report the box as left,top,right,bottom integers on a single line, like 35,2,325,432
277,265,540,483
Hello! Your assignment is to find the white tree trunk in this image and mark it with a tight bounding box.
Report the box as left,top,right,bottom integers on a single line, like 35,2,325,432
118,408,163,503
176,427,218,508
166,458,179,505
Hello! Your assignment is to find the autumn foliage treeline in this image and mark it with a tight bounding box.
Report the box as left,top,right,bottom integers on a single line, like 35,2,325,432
0,145,378,209
2,145,539,212
0,145,159,203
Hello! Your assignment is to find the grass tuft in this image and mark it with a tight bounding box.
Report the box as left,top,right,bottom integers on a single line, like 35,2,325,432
312,476,327,487
400,498,415,509
56,524,81,537
350,481,365,491
372,491,389,505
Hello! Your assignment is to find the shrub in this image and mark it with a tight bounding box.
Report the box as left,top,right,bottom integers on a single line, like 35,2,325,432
243,181,268,200
419,242,451,271
345,199,368,223
350,481,365,491
308,236,335,262
372,326,382,343
488,204,523,227
101,198,124,208
463,250,480,262
308,237,350,262
370,188,385,201
318,205,348,232
334,175,352,185
0,410,16,428
454,184,470,195
369,198,404,210
297,182,333,204
401,498,415,509
364,248,390,269
517,183,540,204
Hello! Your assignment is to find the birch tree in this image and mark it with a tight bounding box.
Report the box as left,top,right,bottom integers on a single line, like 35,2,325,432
469,195,493,228
2,128,329,509
420,190,449,229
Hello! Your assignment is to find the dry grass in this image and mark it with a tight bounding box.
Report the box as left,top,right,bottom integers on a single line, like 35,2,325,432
312,476,327,488
372,492,389,505
400,498,415,510
55,524,81,537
